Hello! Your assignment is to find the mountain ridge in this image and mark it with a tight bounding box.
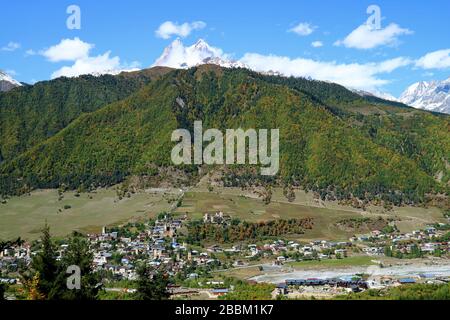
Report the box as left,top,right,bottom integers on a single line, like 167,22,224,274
151,39,450,115
0,66,448,206
0,67,172,161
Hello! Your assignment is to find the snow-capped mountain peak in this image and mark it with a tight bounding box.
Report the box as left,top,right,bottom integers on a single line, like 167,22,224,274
0,70,22,92
401,81,430,101
400,78,450,114
350,88,398,102
192,38,211,51
153,39,248,69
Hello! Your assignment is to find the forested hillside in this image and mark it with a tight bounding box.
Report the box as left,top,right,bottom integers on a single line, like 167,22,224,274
0,66,448,206
0,67,172,161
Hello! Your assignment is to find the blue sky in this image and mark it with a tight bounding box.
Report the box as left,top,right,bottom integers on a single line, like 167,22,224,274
1,0,450,96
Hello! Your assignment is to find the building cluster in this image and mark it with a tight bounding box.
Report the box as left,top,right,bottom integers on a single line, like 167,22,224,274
274,272,450,299
0,244,31,284
1,213,449,293
203,212,231,224
86,215,223,280
0,214,220,284
351,225,450,257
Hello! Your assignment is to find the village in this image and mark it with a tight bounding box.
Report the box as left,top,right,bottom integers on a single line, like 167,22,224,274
1,210,449,299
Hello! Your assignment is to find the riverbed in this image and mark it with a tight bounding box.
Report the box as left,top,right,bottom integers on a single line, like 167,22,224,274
250,262,450,283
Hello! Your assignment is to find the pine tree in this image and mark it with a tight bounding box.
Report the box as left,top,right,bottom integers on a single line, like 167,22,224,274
0,283,5,301
25,224,64,299
58,232,101,300
135,265,169,300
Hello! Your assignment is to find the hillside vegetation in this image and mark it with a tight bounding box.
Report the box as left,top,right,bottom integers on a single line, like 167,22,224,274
0,66,448,206
0,67,172,161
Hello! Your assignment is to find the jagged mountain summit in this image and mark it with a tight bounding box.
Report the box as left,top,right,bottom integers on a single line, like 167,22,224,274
400,78,450,114
0,70,22,92
153,39,247,69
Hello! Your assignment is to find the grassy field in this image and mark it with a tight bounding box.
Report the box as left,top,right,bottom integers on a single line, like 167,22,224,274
175,187,446,241
1,185,445,241
0,188,178,240
177,190,357,240
216,266,264,280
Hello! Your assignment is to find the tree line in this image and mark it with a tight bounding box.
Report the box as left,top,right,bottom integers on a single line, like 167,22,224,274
185,218,314,244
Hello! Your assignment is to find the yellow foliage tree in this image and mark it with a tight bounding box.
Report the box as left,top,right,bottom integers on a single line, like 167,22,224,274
22,272,45,300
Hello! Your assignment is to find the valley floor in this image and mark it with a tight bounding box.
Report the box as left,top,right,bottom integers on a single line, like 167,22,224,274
0,187,180,240
0,186,446,241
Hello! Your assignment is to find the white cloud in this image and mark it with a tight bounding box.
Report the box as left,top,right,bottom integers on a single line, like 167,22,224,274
151,38,413,91
311,41,323,48
416,49,450,70
1,42,21,52
153,39,227,68
155,21,206,39
240,53,411,91
288,22,316,36
335,23,413,50
41,37,93,62
43,38,140,79
375,57,413,73
51,52,120,79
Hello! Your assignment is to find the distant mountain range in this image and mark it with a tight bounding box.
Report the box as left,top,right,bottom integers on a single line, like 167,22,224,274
350,81,450,115
0,71,22,92
399,78,450,114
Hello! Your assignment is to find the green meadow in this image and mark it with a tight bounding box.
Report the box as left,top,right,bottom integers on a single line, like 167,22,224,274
0,188,176,240
176,187,446,241
0,186,445,241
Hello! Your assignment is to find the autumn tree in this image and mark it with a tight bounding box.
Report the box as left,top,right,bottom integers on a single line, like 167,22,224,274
22,272,45,300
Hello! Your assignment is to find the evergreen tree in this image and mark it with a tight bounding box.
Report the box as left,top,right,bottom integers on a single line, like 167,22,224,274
24,224,64,299
0,240,7,252
0,283,5,301
135,265,169,300
384,246,393,257
58,232,101,300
